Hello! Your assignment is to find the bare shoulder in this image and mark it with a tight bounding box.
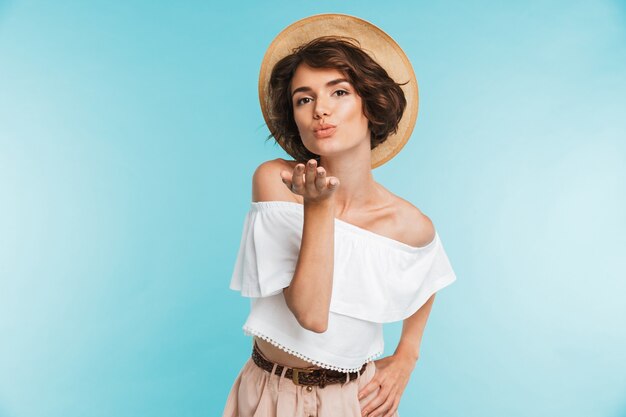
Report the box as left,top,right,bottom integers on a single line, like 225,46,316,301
252,158,299,203
385,191,436,249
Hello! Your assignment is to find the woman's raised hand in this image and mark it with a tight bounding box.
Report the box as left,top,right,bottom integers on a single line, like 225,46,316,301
280,159,340,204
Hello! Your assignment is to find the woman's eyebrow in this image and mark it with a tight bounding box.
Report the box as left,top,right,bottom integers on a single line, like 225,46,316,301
291,78,350,97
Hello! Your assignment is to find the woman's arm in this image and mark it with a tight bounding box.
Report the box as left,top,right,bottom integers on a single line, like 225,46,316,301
394,292,436,361
252,158,339,333
357,211,441,416
283,198,335,333
358,293,437,417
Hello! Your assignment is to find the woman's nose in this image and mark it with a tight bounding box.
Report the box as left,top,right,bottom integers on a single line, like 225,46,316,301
313,98,331,118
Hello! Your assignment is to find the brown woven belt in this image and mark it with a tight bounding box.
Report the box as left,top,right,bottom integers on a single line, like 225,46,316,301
251,341,367,388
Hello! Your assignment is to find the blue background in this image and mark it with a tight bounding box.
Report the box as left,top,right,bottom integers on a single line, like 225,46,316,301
1,1,625,416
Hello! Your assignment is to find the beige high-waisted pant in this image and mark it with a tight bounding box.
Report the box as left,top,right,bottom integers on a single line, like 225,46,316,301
222,354,400,417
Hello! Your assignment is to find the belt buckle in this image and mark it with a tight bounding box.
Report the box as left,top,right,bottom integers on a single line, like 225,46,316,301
292,367,315,386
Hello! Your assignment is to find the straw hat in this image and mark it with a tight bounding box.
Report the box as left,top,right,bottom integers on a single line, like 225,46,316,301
258,13,418,168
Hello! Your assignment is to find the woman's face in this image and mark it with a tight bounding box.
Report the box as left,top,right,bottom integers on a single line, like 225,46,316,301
290,63,370,158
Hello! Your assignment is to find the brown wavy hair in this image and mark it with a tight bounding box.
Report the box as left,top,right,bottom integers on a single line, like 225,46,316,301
265,35,408,163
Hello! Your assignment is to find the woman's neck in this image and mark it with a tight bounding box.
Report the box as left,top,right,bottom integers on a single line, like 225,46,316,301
319,153,383,216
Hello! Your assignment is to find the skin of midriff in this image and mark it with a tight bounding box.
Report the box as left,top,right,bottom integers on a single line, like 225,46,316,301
254,336,323,369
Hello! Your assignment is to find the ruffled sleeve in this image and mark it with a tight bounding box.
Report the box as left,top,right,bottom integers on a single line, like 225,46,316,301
229,202,302,297
230,201,457,324
328,228,457,323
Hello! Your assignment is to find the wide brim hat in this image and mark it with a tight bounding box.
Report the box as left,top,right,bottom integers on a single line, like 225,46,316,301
258,13,419,169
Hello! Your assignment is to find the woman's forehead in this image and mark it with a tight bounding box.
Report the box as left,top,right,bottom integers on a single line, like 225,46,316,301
291,64,350,93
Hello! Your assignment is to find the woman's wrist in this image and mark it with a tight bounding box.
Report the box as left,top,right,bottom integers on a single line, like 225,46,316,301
303,197,335,209
303,198,336,220
393,345,420,365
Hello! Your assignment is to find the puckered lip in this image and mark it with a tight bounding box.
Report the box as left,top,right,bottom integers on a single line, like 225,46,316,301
313,123,337,132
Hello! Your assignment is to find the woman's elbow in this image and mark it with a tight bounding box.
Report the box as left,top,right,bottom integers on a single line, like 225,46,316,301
299,317,328,333
283,289,329,333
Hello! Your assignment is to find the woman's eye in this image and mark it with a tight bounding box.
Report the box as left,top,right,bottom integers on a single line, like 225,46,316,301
296,97,311,105
296,90,347,106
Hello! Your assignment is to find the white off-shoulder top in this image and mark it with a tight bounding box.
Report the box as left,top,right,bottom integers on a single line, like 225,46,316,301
229,200,457,372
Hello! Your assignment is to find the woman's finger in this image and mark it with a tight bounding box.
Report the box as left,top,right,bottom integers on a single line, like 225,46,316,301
314,167,326,190
369,395,394,417
280,170,292,190
358,378,380,401
291,163,305,193
304,159,317,191
360,389,388,417
382,398,400,417
281,178,293,191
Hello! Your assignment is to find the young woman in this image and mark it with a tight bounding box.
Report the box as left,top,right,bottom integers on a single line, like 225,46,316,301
224,14,457,417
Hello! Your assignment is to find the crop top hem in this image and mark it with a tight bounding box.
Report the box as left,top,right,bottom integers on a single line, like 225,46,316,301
243,325,384,373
